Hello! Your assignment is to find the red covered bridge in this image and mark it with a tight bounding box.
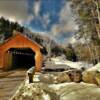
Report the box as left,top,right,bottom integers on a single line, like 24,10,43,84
0,31,43,72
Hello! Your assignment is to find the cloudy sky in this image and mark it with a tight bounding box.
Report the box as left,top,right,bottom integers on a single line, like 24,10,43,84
0,0,78,43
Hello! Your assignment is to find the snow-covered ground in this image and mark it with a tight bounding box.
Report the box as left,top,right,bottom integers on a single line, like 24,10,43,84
87,63,100,72
11,57,100,100
51,57,93,70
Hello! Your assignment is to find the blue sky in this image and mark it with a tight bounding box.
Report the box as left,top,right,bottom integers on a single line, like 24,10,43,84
0,0,78,43
28,0,63,31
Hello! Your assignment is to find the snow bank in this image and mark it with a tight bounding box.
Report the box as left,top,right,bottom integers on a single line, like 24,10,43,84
87,63,100,72
51,57,92,70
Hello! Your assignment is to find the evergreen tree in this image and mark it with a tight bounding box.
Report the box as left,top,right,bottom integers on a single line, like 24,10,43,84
0,17,24,39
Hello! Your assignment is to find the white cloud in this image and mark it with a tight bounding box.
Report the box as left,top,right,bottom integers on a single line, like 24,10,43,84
42,13,51,29
32,0,41,17
32,0,51,29
51,2,78,38
0,0,34,24
26,14,34,25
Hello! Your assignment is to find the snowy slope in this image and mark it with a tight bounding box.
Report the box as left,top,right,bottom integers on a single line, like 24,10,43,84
51,57,93,70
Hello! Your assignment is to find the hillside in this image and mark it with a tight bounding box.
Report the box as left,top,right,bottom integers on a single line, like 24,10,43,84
0,17,65,57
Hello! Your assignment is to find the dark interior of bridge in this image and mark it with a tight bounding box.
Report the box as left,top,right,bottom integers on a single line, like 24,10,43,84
8,48,35,69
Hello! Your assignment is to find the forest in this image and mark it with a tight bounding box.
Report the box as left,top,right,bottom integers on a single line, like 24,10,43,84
70,0,100,64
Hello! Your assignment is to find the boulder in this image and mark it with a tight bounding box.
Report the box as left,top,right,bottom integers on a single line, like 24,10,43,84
39,74,55,84
12,80,100,100
56,72,71,83
82,63,100,85
95,72,100,86
67,69,82,83
39,72,71,84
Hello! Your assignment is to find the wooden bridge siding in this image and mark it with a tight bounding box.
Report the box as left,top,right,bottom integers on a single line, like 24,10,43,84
3,52,13,70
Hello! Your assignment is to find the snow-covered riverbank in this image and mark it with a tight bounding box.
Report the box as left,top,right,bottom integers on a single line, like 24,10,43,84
11,58,100,100
12,78,100,100
50,57,93,70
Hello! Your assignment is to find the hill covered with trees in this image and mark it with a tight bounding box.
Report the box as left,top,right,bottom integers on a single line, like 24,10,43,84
0,17,24,39
0,17,65,57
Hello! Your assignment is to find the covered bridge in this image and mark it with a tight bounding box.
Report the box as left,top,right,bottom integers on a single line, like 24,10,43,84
0,31,43,72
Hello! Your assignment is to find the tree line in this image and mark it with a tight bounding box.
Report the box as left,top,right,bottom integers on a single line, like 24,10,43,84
0,17,24,39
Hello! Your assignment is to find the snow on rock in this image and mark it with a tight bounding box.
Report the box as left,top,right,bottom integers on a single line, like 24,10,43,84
87,63,100,72
11,72,100,100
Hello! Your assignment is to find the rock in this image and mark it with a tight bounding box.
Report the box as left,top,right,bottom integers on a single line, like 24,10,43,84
67,69,82,83
12,82,45,100
11,63,100,100
82,63,100,85
95,73,100,86
82,71,97,84
57,72,71,83
12,80,100,100
39,72,71,84
39,69,82,84
39,74,55,84
57,82,100,100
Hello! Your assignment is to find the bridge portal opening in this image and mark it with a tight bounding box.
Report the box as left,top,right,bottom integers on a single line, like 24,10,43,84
6,48,35,69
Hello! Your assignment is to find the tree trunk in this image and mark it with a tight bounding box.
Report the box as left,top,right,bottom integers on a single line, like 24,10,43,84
92,0,100,39
91,9,100,39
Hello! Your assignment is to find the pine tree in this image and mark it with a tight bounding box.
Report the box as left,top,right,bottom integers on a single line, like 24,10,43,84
0,17,24,39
